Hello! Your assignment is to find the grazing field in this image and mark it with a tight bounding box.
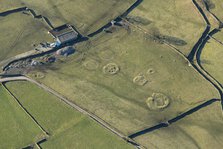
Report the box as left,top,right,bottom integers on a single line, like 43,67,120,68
209,0,223,22
213,30,223,42
5,81,132,149
41,118,132,149
196,0,220,29
19,0,136,35
200,38,223,86
0,11,52,62
0,1,23,12
28,27,220,135
126,0,206,56
0,84,45,149
134,101,223,148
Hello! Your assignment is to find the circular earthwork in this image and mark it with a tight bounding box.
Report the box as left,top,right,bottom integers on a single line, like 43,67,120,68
98,49,115,61
103,63,120,75
133,74,148,86
146,93,170,110
83,59,99,71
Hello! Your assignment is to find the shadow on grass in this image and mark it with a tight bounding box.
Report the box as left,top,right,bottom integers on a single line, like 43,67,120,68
129,98,220,138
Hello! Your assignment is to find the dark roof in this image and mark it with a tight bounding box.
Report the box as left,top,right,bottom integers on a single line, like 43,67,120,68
57,31,78,43
49,24,78,39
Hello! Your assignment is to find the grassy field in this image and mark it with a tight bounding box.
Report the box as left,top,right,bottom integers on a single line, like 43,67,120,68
0,84,45,148
200,38,223,85
18,0,136,35
41,118,131,149
0,1,24,12
0,11,52,62
209,0,223,22
28,26,220,135
126,0,206,56
5,81,133,149
134,101,223,148
213,30,223,42
196,0,220,29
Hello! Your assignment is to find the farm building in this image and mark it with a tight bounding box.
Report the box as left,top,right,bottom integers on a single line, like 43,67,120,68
48,24,79,45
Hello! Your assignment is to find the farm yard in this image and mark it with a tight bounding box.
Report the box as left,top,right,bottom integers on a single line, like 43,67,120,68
1,0,223,148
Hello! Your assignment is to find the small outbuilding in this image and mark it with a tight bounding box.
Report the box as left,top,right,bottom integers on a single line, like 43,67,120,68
56,46,75,56
48,24,79,45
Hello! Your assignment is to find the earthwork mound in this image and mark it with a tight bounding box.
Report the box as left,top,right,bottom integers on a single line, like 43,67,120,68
147,68,155,75
146,93,170,110
133,74,148,86
98,49,115,61
83,59,99,70
103,63,119,75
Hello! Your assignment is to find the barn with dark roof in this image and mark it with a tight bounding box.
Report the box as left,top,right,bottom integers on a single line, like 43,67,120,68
48,24,79,45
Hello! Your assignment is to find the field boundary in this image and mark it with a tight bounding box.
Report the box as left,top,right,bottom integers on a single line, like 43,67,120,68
0,7,54,29
200,0,223,27
2,83,49,136
1,83,49,149
87,0,142,37
210,35,223,46
129,98,220,138
0,76,142,148
123,17,221,99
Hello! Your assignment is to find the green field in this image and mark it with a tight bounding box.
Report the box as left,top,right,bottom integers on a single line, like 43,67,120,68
1,1,223,148
17,0,136,35
0,84,45,148
28,26,220,135
0,1,23,12
213,30,223,42
209,0,223,22
5,81,133,149
0,11,52,62
41,118,131,149
126,0,206,56
134,101,223,148
196,0,220,29
200,38,223,86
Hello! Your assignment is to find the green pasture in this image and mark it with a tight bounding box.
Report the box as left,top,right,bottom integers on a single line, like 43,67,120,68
213,30,223,42
0,11,52,62
0,1,23,12
6,81,133,149
0,84,45,148
28,26,220,135
200,38,223,86
134,101,223,148
126,0,206,56
209,0,223,22
20,0,136,35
